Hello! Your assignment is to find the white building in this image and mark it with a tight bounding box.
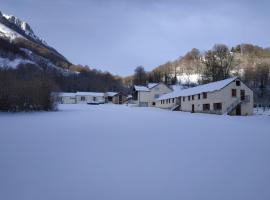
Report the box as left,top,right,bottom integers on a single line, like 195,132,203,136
156,77,254,116
57,92,105,104
58,93,76,104
105,92,118,103
75,92,105,104
132,83,172,107
105,92,128,104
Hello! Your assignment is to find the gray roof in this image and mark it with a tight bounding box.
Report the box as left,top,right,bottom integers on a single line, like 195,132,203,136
158,77,238,100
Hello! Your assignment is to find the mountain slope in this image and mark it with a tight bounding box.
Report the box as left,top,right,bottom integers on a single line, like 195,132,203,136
0,11,71,70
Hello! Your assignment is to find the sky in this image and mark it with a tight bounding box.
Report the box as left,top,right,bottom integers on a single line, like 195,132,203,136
1,0,270,76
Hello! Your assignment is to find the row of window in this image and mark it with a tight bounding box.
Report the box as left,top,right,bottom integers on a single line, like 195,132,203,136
161,87,245,105
161,92,208,105
161,98,175,104
183,92,207,102
60,96,105,101
80,96,102,101
203,103,222,111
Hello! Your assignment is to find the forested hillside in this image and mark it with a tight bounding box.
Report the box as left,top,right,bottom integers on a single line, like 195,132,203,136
127,44,270,106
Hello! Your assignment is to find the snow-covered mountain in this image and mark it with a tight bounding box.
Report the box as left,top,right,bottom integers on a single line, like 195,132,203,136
0,11,71,70
1,12,47,45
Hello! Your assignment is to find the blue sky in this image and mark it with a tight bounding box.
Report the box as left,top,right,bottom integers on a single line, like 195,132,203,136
1,0,270,76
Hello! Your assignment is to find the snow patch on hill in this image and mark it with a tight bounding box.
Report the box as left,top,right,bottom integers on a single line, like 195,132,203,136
1,12,47,45
0,22,23,40
177,73,201,84
0,57,34,68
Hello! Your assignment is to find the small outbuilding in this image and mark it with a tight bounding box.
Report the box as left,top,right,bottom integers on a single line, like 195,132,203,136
105,92,118,103
105,92,128,104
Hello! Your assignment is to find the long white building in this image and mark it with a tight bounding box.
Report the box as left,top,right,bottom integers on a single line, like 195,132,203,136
57,92,105,104
156,77,254,116
57,93,77,104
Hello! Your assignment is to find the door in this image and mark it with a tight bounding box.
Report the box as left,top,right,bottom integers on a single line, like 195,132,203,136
236,105,241,116
119,95,122,104
177,97,181,105
241,90,245,101
192,104,195,113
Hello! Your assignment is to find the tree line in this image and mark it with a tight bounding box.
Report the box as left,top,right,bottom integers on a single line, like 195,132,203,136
0,63,126,112
0,64,57,112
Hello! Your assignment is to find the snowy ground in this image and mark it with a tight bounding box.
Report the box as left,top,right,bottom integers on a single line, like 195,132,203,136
254,107,270,116
0,104,270,200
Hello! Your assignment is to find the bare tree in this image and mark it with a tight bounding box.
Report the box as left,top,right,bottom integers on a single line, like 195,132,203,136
133,66,147,85
202,44,234,82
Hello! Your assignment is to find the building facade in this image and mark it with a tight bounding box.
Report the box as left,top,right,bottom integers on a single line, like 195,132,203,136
58,93,77,104
133,83,172,107
105,92,128,104
156,77,254,116
75,92,105,104
57,92,105,104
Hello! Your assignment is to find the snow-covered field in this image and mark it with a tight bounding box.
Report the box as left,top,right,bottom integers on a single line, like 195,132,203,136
0,104,270,200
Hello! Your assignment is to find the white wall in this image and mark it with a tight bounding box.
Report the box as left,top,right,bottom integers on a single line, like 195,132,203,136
136,91,150,106
148,83,172,107
60,96,76,104
76,95,105,104
136,83,172,107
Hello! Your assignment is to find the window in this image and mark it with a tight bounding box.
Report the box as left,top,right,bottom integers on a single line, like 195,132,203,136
93,97,96,101
188,96,190,101
203,92,207,99
198,94,200,100
155,87,159,91
192,95,194,100
232,89,237,97
236,80,241,86
213,103,222,110
203,104,210,111
154,94,159,99
168,99,170,103
81,96,86,101
172,98,175,103
183,97,185,102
